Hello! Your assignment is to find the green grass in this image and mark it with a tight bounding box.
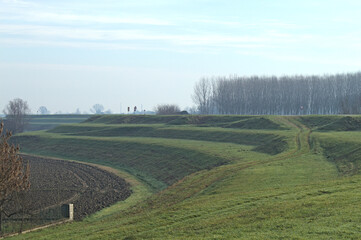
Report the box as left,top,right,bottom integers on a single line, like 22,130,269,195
25,114,91,131
14,133,230,191
48,123,289,155
9,115,361,239
224,116,287,130
298,115,361,131
317,116,361,131
84,114,253,125
311,131,361,176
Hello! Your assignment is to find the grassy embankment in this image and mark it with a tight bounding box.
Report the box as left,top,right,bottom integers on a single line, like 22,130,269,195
9,115,361,239
25,115,91,131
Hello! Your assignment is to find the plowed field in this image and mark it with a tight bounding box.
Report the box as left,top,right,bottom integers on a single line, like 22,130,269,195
20,155,132,220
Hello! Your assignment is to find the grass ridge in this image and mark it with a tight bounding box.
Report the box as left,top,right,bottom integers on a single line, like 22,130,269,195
9,115,361,239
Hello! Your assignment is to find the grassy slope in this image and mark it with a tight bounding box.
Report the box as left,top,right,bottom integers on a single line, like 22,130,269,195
48,124,288,155
25,115,91,131
10,115,361,239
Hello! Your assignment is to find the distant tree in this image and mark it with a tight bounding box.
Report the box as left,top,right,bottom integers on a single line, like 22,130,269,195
104,109,112,114
185,106,198,114
0,122,30,233
3,98,31,134
90,104,105,114
192,78,213,114
74,108,81,115
37,106,50,115
155,104,181,115
192,72,361,115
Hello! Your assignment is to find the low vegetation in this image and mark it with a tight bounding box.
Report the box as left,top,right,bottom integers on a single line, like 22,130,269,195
154,104,181,115
25,115,91,131
7,114,361,239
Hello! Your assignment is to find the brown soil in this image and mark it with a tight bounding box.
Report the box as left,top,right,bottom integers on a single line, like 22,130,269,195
17,155,132,220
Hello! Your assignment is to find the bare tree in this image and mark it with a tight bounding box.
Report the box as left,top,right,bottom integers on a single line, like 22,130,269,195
155,104,181,115
90,104,105,114
37,106,50,115
3,98,31,134
0,122,30,234
192,78,213,114
193,72,361,115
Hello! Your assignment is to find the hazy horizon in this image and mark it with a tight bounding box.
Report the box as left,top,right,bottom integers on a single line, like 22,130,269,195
1,0,361,114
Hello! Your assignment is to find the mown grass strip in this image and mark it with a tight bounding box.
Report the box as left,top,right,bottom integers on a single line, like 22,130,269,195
49,123,290,155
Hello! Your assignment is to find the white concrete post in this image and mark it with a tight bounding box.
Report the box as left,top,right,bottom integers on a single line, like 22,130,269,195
69,204,74,221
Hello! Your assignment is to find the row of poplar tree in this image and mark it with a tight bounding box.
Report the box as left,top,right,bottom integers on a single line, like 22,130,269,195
192,72,361,115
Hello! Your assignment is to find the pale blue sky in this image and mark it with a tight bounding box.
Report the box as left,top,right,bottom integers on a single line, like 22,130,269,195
1,0,361,113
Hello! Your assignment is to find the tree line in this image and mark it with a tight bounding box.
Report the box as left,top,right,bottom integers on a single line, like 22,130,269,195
192,72,361,115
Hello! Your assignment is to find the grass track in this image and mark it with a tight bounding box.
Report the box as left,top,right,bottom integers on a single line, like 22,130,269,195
9,115,361,239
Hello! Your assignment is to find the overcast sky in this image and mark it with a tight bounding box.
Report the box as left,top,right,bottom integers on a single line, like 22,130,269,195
1,0,361,114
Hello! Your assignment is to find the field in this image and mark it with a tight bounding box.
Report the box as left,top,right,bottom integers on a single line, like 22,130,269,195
2,155,131,235
24,155,132,220
8,114,361,239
